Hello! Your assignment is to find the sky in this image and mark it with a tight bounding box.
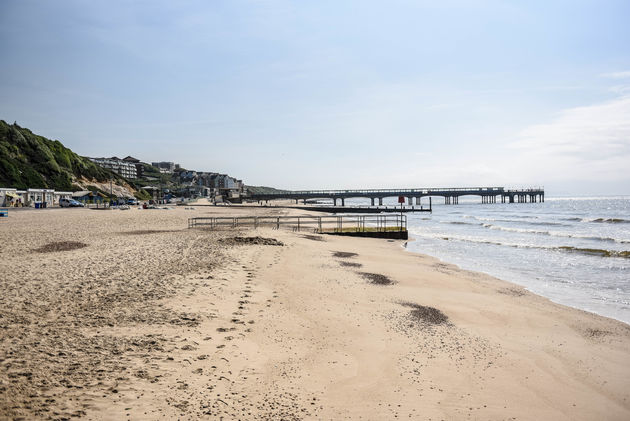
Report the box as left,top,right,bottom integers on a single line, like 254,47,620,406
1,0,629,195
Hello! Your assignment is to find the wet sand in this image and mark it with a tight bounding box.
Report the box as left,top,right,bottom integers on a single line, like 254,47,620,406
1,205,629,420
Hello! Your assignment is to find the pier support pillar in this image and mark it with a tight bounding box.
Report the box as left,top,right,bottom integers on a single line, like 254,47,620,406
408,197,412,205
371,198,375,206
303,199,307,205
295,199,298,204
333,198,337,206
415,197,421,205
379,197,383,206
341,198,345,207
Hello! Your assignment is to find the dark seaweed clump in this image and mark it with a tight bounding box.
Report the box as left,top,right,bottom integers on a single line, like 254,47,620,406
332,251,358,258
34,241,88,253
301,234,326,242
359,272,395,285
400,301,449,326
220,236,284,246
339,261,362,268
120,230,173,235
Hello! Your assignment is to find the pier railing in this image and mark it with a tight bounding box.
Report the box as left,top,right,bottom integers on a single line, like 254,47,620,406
188,214,407,234
249,186,544,205
252,186,508,196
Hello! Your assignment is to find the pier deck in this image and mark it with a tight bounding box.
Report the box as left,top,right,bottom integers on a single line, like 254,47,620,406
249,186,544,206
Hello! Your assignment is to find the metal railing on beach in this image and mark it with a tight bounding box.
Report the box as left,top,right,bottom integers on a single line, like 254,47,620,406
188,214,407,234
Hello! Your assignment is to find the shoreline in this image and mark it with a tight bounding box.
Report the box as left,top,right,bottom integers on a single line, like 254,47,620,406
402,234,630,327
1,206,629,419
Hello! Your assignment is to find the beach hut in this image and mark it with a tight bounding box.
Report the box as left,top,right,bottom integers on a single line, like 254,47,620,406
16,190,27,206
72,191,92,203
72,190,106,205
0,188,18,207
26,188,55,208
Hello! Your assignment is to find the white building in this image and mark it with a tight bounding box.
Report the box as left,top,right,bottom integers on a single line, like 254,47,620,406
91,157,137,179
25,188,55,206
151,161,177,174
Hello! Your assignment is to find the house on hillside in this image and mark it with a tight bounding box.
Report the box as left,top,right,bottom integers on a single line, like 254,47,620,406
151,161,179,174
180,170,198,183
123,156,145,178
91,157,137,179
141,186,160,200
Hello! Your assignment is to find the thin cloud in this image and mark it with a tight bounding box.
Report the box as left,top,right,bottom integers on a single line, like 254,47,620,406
509,94,630,181
601,71,630,79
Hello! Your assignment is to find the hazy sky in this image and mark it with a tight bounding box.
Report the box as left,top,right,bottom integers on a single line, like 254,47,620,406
1,0,629,194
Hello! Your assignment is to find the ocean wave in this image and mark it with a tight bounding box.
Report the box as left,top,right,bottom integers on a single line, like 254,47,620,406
480,224,630,244
440,220,483,226
463,215,566,226
410,231,630,259
524,221,568,226
585,218,630,224
557,247,630,259
560,217,630,224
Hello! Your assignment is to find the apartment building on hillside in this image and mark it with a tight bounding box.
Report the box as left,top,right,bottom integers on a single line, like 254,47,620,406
90,157,137,179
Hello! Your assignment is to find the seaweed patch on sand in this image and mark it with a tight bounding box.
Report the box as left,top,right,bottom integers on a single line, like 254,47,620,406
34,241,88,253
301,234,326,242
120,230,174,235
359,272,395,285
497,287,527,297
220,236,284,246
339,261,362,268
399,301,450,326
583,328,612,340
332,251,358,258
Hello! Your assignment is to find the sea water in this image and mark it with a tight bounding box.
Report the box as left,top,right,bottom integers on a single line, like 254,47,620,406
343,196,630,324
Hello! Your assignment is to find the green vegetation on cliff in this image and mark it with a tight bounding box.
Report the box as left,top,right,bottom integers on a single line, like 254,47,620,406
0,120,119,190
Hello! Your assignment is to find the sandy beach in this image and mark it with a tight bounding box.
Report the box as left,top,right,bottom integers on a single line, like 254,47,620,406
1,205,629,420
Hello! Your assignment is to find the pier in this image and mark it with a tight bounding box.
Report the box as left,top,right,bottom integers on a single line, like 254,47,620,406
248,186,544,206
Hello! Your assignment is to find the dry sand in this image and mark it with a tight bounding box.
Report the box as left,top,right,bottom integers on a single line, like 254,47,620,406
1,205,629,420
